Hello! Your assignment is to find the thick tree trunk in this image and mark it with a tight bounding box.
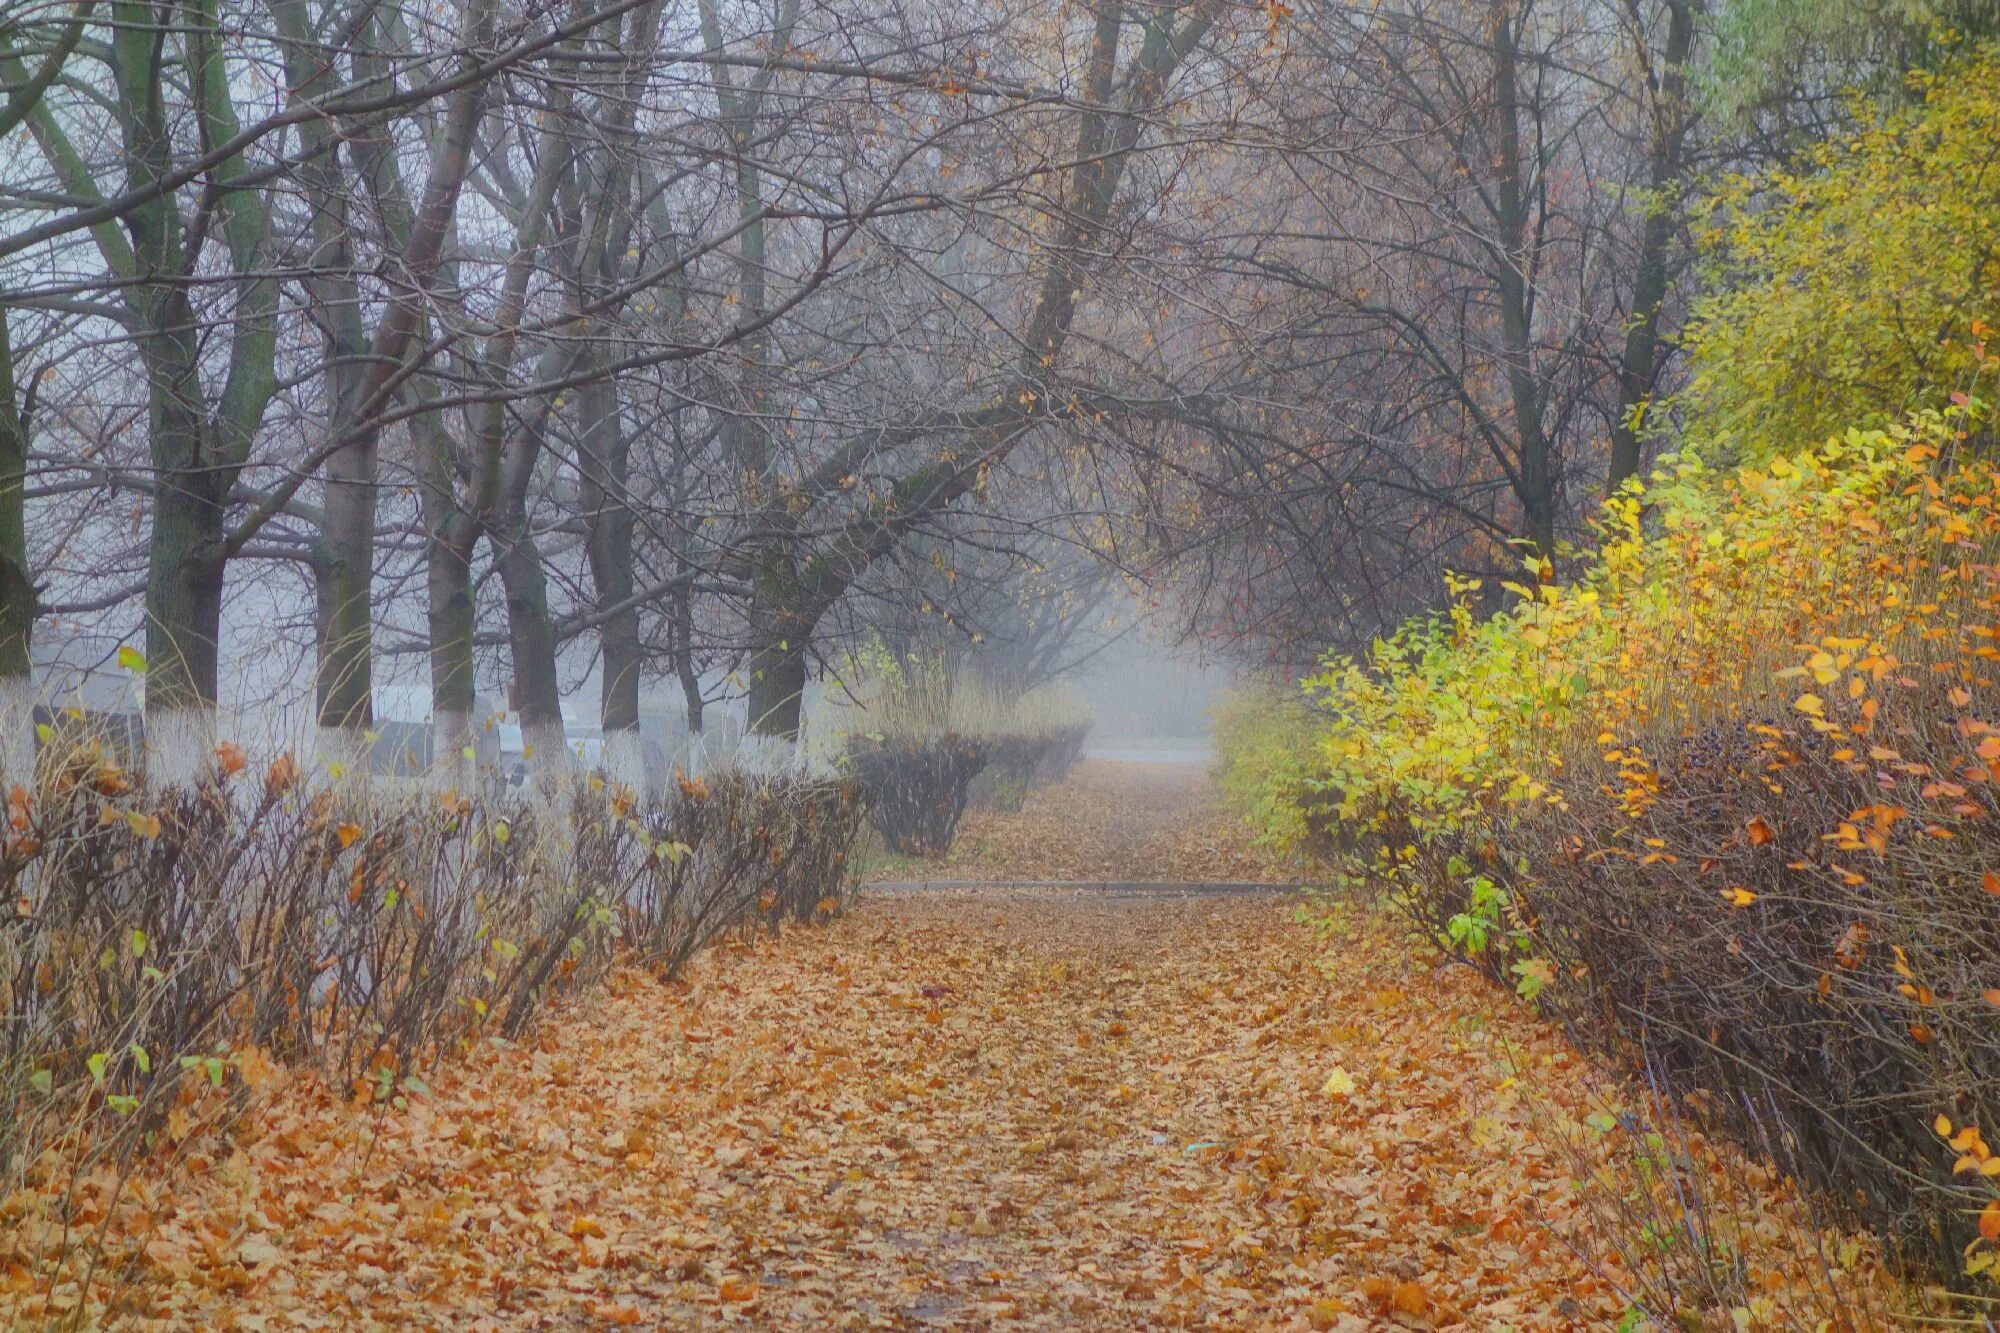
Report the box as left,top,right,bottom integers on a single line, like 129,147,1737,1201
743,564,809,758
144,474,228,784
409,384,480,787
18,0,273,786
492,508,569,785
1490,8,1555,558
1607,0,1697,493
313,415,379,748
578,376,646,790
114,6,226,783
0,313,36,787
426,519,480,785
745,635,807,743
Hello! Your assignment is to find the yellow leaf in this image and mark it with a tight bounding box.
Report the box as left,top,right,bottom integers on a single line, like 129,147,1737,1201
1722,887,1757,908
1321,1066,1356,1098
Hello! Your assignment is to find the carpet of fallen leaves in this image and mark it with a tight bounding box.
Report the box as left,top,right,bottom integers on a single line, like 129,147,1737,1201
5,762,1915,1329
893,759,1297,884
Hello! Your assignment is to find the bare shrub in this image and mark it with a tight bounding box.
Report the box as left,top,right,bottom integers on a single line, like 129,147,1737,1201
0,733,864,1313
847,735,991,856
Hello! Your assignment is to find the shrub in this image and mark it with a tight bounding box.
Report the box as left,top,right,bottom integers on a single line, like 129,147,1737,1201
1680,46,2000,460
1212,688,1333,859
817,648,1089,846
847,735,991,856
1229,398,2000,1282
970,732,1057,811
0,737,865,1300
618,769,863,971
1035,721,1091,783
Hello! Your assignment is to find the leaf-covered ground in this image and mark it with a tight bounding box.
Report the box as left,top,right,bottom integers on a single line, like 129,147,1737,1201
10,763,1905,1329
881,759,1297,884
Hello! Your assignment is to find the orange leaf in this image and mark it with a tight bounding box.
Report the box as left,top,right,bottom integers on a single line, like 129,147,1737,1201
216,741,247,777
718,1276,759,1303
337,823,362,849
1985,871,2000,897
1391,1280,1432,1317
1983,1201,2000,1244
265,754,299,801
1747,816,1776,846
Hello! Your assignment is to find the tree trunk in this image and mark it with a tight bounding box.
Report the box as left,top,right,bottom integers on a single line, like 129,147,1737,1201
144,471,228,784
313,403,379,751
0,312,36,787
745,638,807,743
672,577,703,736
421,453,480,788
1490,7,1555,558
578,375,646,790
493,507,569,786
112,4,226,782
1607,0,1697,493
744,562,809,753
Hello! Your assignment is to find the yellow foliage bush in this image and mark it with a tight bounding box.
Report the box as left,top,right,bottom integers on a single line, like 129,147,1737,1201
1215,394,2000,1275
1210,688,1327,857
1680,47,2000,459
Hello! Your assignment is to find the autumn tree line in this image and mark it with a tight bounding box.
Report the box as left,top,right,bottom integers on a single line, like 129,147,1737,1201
2,0,1987,791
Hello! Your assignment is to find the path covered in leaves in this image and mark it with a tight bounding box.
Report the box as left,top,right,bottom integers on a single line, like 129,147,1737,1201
900,758,1296,885
53,763,1887,1329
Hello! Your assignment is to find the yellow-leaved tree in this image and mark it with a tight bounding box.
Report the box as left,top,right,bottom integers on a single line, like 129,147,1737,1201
1680,47,2000,460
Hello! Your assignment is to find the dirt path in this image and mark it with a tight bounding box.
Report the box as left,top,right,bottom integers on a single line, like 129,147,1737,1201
49,763,1891,1330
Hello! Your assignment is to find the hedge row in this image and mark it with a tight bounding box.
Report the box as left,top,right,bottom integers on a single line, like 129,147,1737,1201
0,743,863,1205
1222,414,2000,1284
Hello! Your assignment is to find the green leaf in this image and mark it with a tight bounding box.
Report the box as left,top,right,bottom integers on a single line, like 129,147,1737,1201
87,1051,108,1083
28,1069,51,1095
116,644,147,673
129,928,146,958
34,722,52,745
104,1094,139,1115
128,1042,150,1075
